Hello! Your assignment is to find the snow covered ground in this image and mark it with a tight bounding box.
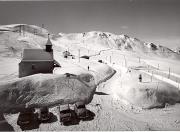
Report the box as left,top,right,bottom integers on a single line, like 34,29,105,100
0,24,180,131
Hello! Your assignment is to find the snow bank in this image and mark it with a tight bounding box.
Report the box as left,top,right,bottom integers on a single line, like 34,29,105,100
54,60,115,85
112,66,180,109
0,73,96,113
124,82,180,109
87,61,115,85
0,29,47,58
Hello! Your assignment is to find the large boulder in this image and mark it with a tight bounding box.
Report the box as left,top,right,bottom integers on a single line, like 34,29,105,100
0,73,96,113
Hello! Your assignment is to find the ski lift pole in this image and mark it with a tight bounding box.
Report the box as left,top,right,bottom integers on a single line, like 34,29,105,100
19,25,21,36
156,82,159,92
139,57,141,63
123,55,127,67
111,51,113,62
151,71,153,82
78,49,80,62
168,67,170,79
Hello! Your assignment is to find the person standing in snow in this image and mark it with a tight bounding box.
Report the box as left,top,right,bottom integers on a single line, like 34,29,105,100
88,66,90,71
139,74,142,82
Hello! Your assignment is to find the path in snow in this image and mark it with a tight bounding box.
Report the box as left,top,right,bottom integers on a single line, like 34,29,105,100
154,70,180,79
142,71,180,90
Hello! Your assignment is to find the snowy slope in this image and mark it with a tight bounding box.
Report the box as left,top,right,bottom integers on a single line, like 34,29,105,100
0,24,179,59
53,59,115,86
54,31,179,59
1,24,180,131
0,24,49,58
0,24,49,37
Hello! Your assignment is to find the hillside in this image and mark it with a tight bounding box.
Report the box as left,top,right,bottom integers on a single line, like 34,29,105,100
54,31,179,59
0,24,49,58
0,24,179,60
1,24,180,131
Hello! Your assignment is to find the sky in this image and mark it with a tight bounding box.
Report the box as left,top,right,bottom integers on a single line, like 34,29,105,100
0,0,180,49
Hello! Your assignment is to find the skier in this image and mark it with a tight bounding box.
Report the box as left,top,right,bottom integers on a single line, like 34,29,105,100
88,66,90,71
139,74,142,82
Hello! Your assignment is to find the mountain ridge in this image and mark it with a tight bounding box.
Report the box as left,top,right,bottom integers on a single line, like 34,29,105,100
56,30,178,59
0,24,179,59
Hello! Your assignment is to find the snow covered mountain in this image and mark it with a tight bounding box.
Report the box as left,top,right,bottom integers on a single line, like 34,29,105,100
0,24,49,37
0,24,179,59
0,24,49,57
1,24,180,131
54,31,178,59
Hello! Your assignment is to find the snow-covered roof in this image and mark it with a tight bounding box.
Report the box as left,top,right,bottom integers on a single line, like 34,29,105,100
22,49,53,61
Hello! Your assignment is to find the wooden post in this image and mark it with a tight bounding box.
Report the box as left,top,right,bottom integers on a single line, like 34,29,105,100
42,24,45,28
85,40,87,49
78,49,80,62
111,51,113,62
124,55,127,67
168,67,170,79
19,25,21,36
23,25,25,36
151,71,153,82
139,57,140,63
41,24,44,34
156,82,159,92
34,29,37,35
121,80,122,88
148,65,149,72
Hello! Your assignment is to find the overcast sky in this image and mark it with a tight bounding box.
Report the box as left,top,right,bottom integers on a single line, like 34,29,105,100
0,0,180,48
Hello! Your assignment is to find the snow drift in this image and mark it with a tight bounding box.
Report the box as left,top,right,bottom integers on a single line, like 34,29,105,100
124,82,180,109
114,70,180,109
0,73,96,113
54,59,116,85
